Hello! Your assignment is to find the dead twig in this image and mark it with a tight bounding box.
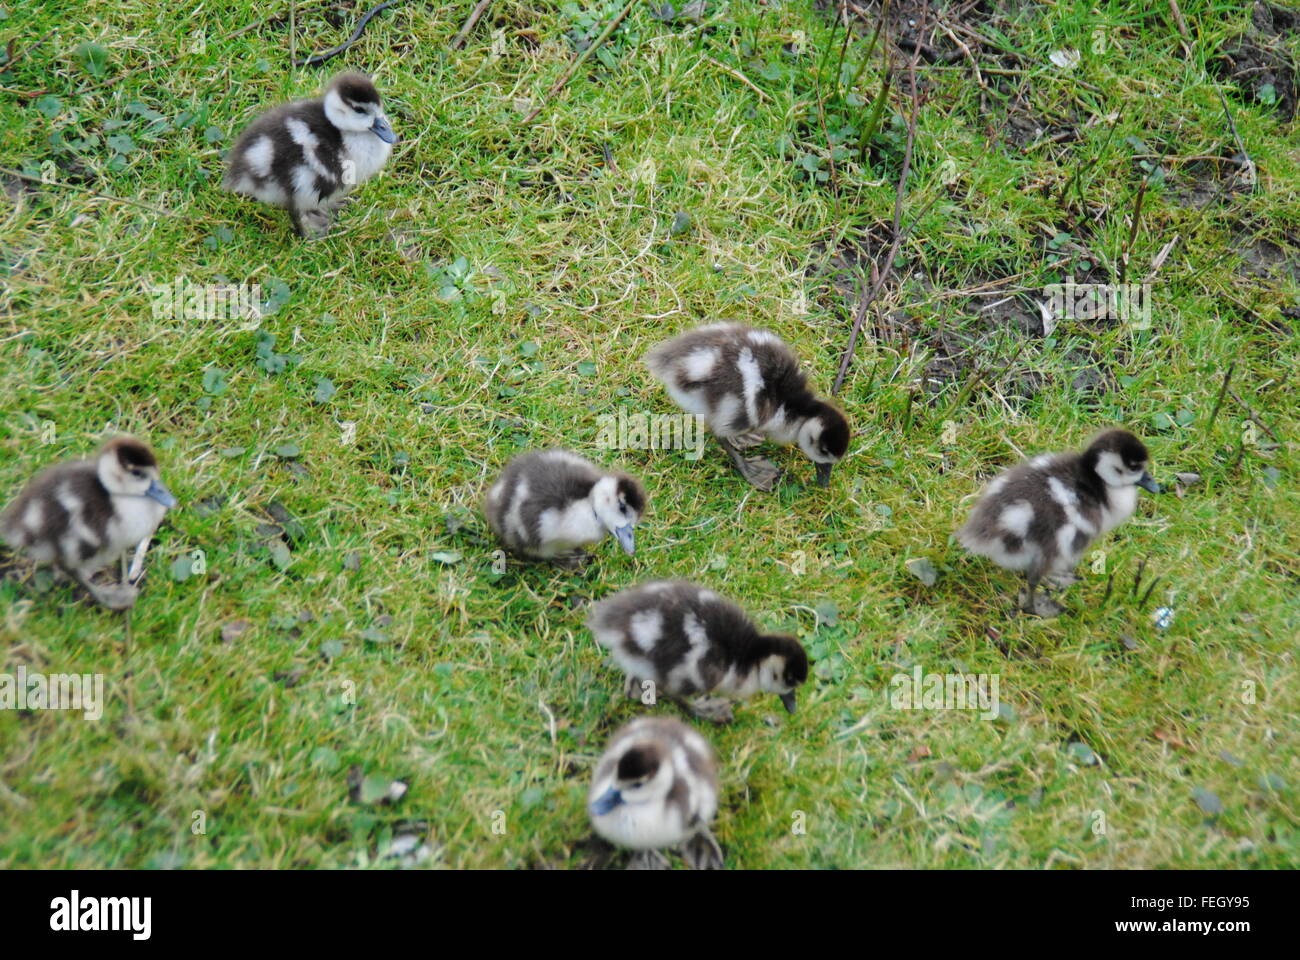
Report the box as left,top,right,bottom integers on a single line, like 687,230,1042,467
936,18,984,90
1143,235,1180,284
832,6,928,396
704,55,771,102
520,1,636,125
1137,576,1164,613
451,0,493,50
1132,558,1147,600
1229,389,1280,442
0,29,56,77
1168,0,1193,58
1205,361,1235,435
1215,85,1257,191
0,165,177,216
295,0,400,68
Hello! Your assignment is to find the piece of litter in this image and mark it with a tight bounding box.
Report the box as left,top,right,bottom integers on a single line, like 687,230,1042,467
1049,49,1080,70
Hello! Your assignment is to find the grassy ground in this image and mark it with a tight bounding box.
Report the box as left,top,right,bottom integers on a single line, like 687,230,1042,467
0,0,1296,869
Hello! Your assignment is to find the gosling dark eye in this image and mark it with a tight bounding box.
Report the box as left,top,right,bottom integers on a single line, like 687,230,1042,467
353,105,367,115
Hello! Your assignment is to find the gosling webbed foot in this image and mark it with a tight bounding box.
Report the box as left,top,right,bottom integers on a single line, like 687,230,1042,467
717,437,782,491
682,830,724,870
1018,585,1063,618
550,552,590,571
730,432,765,451
689,696,734,725
1044,569,1080,589
91,581,139,611
627,849,671,870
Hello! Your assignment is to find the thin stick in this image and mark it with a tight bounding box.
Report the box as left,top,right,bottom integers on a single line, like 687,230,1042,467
1215,85,1257,190
451,0,493,50
521,1,636,124
832,7,927,396
1229,389,1280,442
937,19,984,90
1204,360,1235,435
0,85,48,98
1144,235,1179,283
0,28,56,77
1131,557,1147,600
704,56,771,101
0,166,177,216
1168,0,1191,38
1119,129,1177,284
1138,576,1163,613
1168,0,1192,58
295,0,400,68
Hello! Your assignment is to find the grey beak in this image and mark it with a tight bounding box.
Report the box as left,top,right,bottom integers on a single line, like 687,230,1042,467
147,479,178,509
371,116,397,144
590,787,623,816
1137,472,1161,494
613,524,635,556
779,692,797,714
814,462,833,488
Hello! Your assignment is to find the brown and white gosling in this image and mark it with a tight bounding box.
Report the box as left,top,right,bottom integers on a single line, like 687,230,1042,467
645,323,850,490
1,437,177,610
224,71,397,238
483,449,646,566
589,716,724,870
956,429,1160,617
587,580,810,723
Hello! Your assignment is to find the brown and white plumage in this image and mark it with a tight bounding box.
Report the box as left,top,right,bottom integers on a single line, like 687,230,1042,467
483,449,646,564
1,437,177,610
587,580,810,722
957,429,1160,616
223,71,397,238
645,323,850,489
588,716,723,870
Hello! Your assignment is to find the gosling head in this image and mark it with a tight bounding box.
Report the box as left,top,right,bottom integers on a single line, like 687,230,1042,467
323,71,397,144
97,437,177,508
797,400,850,487
590,474,646,556
757,635,810,714
589,742,672,816
1085,429,1159,494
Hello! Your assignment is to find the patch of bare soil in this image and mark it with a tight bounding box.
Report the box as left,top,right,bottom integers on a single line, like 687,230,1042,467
824,0,1025,67
1001,111,1060,151
1213,1,1299,121
1171,150,1253,208
811,230,1113,401
2,172,41,202
1235,232,1300,283
808,223,895,310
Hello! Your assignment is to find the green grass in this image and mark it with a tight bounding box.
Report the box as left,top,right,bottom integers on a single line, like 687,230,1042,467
0,0,1297,868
